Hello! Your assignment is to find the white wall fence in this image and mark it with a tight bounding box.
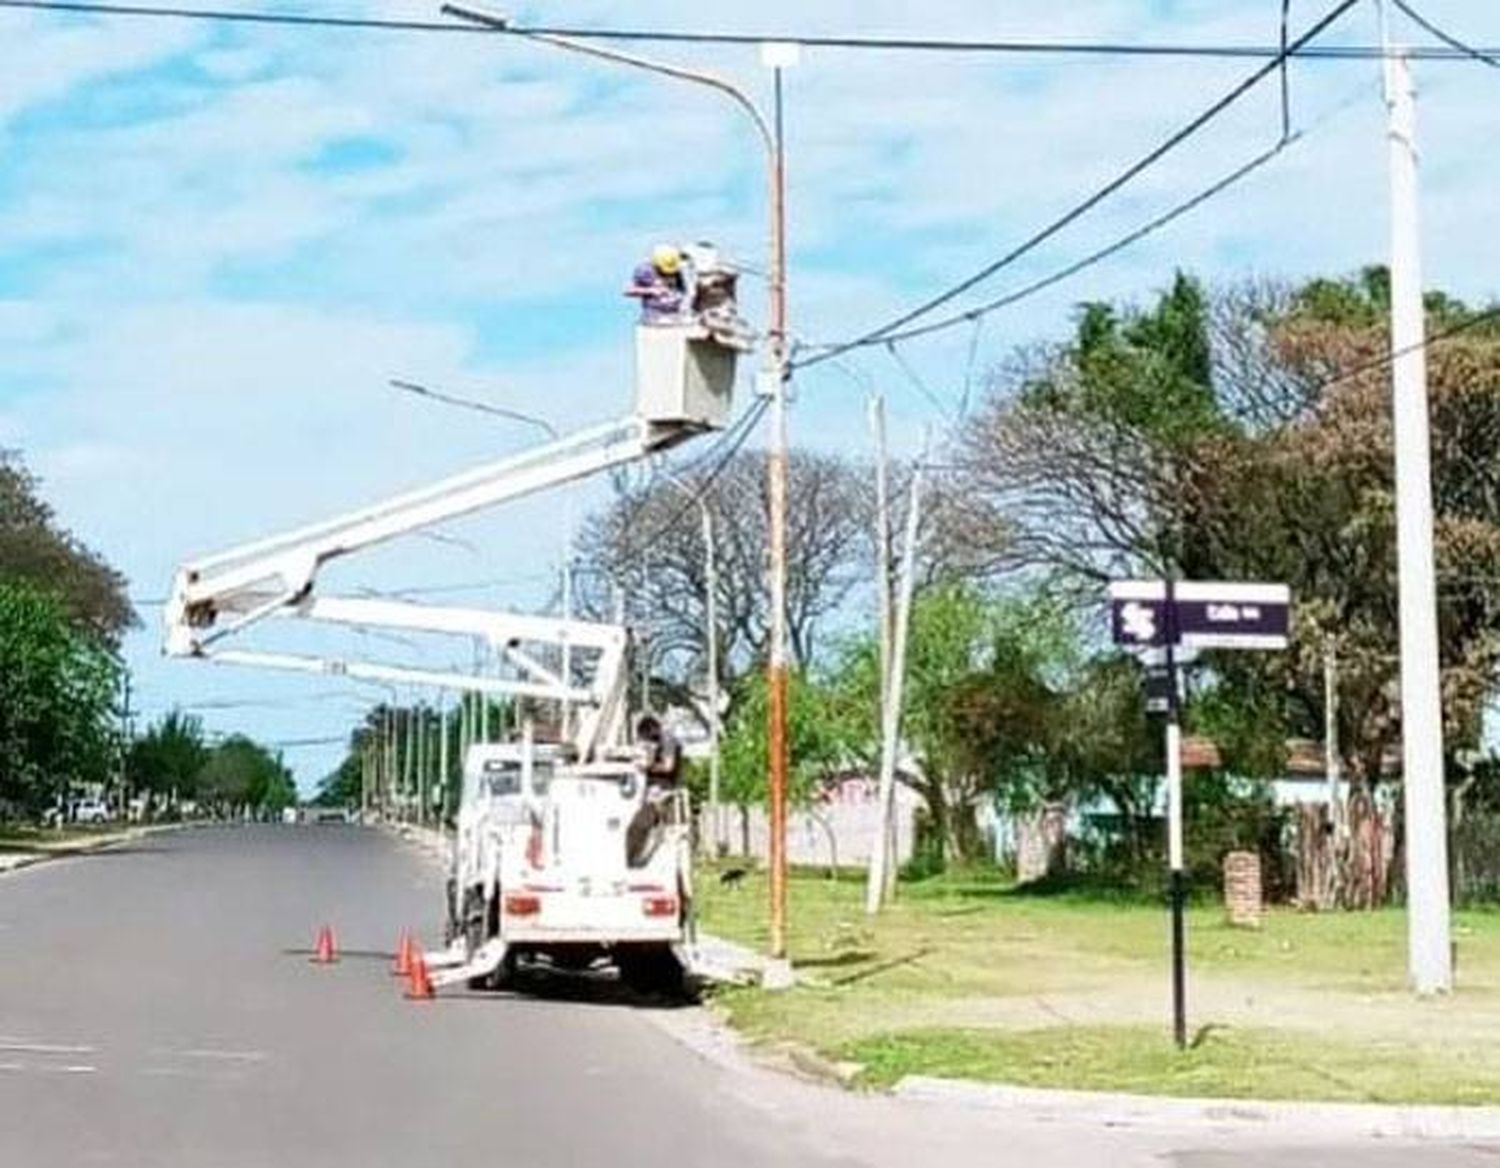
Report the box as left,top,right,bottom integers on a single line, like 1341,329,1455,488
707,779,918,868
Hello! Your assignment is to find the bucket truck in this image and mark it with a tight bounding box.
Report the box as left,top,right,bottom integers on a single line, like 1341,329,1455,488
164,300,749,994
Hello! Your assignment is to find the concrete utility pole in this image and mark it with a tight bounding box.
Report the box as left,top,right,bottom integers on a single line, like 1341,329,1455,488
117,673,134,820
443,2,798,966
417,701,429,829
665,473,724,856
876,404,899,904
702,499,724,856
402,704,414,824
866,435,925,915
439,694,451,824
869,397,894,716
865,395,894,911
1383,44,1452,995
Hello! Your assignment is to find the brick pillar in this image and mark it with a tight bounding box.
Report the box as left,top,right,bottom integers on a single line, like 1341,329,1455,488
1223,850,1264,928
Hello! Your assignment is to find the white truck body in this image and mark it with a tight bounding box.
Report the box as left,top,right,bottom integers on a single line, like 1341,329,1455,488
440,742,693,991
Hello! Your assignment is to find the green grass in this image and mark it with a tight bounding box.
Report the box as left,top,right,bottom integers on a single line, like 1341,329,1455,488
696,866,1500,1104
0,824,131,852
838,1025,1500,1105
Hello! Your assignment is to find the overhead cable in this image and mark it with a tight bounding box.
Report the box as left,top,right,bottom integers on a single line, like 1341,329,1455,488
797,135,1298,361
0,0,1494,59
1391,0,1500,70
615,396,769,559
883,340,955,419
792,0,1362,370
388,379,556,434
1310,305,1500,394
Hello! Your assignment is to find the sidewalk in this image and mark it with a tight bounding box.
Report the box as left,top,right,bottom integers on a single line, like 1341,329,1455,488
0,823,182,874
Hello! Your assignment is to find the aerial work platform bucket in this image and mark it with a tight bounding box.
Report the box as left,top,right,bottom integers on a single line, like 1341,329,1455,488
634,323,741,432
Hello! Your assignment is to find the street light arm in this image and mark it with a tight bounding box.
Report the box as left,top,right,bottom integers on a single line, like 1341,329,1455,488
390,379,559,438
439,3,775,159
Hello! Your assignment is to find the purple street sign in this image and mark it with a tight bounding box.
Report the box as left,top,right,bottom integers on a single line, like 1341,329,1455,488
1107,581,1291,651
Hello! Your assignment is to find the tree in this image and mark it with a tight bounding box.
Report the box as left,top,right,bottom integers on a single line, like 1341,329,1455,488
128,710,210,801
316,748,365,808
951,269,1500,903
198,736,296,815
1049,655,1161,869
828,583,1078,865
944,272,1225,586
576,449,870,721
0,580,122,817
718,669,848,810
0,453,135,641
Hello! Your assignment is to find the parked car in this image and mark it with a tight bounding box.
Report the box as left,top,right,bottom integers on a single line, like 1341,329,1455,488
72,799,110,824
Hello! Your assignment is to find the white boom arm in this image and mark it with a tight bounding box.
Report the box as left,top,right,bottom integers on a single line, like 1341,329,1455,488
205,596,631,761
165,415,687,656
164,319,742,760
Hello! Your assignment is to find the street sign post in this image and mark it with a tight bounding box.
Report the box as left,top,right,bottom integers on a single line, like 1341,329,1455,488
1108,579,1291,1049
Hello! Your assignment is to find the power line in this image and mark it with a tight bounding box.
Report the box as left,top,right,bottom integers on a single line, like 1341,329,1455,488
0,0,1495,59
792,0,1362,370
883,340,955,419
263,735,348,749
616,397,769,559
388,379,555,434
910,306,1500,459
800,135,1299,361
1310,305,1500,394
353,571,557,599
1392,0,1500,71
800,31,1382,359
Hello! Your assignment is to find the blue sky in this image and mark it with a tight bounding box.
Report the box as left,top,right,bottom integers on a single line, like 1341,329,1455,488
1,0,1497,788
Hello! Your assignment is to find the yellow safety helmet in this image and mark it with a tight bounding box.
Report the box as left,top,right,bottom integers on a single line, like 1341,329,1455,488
651,244,682,276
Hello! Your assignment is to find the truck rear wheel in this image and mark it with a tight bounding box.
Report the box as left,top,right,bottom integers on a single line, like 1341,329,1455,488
616,946,688,999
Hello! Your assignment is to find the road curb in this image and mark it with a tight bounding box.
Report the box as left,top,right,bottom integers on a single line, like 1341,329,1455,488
892,1075,1500,1141
0,822,185,877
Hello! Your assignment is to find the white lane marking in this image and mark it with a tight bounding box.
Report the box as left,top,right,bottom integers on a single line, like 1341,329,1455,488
0,1063,24,1072
154,1048,267,1063
60,1065,97,1074
0,1041,95,1055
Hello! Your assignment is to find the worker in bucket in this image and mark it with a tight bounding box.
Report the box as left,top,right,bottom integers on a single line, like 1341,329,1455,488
625,713,682,866
624,245,689,324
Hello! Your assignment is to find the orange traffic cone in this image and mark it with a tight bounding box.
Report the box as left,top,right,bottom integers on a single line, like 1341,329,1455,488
392,930,413,978
405,950,434,1001
311,924,338,965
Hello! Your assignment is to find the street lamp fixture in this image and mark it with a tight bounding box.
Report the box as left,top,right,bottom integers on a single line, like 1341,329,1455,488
440,2,794,964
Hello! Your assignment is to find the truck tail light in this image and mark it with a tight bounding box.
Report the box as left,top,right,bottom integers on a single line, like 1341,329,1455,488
525,825,543,868
642,896,678,918
504,893,542,917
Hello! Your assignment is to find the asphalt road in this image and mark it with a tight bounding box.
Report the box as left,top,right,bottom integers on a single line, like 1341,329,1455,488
0,826,1494,1168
